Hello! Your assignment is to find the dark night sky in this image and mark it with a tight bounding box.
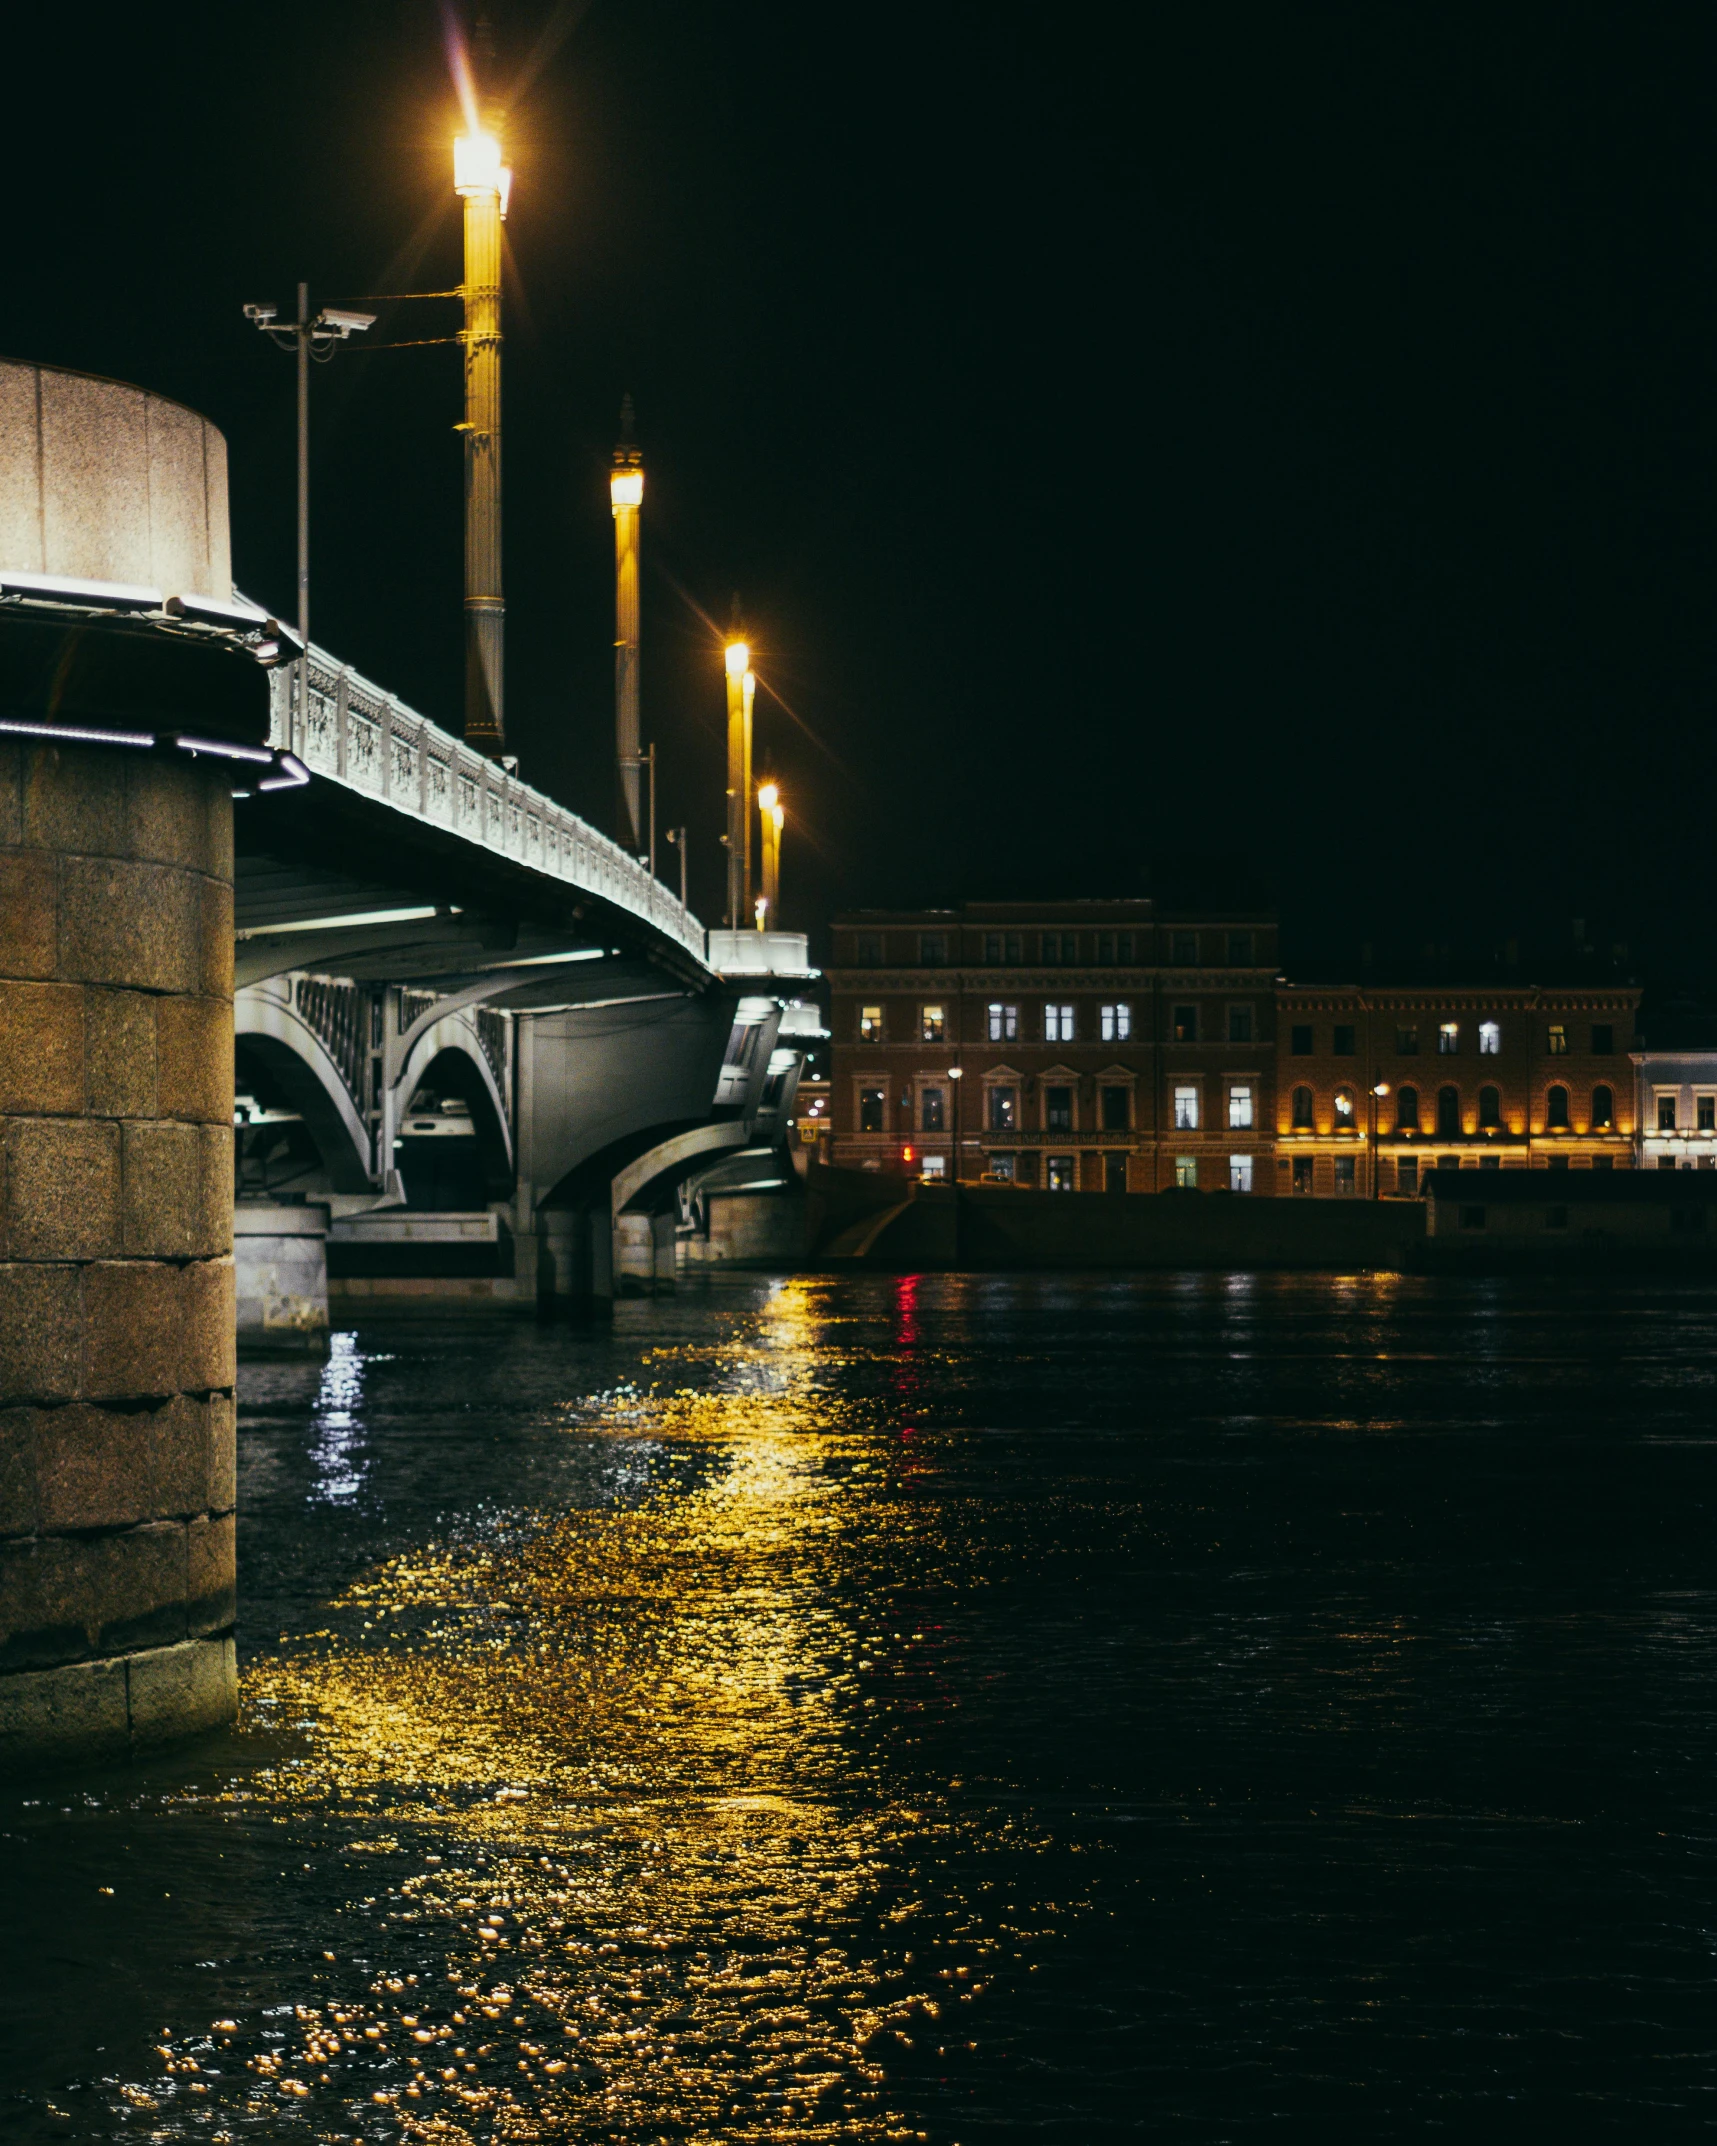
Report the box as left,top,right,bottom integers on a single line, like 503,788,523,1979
11,5,1714,976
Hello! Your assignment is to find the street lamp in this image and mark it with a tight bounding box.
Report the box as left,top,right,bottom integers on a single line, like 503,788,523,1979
757,780,783,929
611,397,645,853
724,630,749,928
1369,1080,1390,1199
243,289,375,754
454,123,510,754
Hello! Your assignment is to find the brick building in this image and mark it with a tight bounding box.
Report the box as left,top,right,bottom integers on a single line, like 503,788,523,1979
825,898,1280,1191
1275,983,1640,1195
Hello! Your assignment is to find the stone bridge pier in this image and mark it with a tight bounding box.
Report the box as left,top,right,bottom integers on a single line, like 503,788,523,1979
0,362,261,1767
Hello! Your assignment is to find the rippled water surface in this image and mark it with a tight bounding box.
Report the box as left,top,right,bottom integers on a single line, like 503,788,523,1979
7,1271,1717,2141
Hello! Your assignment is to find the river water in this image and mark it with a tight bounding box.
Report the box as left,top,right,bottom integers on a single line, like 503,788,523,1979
5,1271,1717,2141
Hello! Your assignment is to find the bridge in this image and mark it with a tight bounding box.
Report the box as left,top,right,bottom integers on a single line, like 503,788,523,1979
0,358,818,1768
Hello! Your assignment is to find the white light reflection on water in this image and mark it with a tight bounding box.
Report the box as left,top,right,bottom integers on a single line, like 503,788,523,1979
308,1332,372,1502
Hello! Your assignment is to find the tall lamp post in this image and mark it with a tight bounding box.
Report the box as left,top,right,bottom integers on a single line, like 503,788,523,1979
723,629,749,929
243,288,375,751
453,124,510,755
611,399,645,851
1369,1080,1391,1198
757,781,783,929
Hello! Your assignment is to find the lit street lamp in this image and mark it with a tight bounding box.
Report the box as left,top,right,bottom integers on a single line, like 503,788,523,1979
243,288,374,752
757,781,783,928
1370,1080,1391,1198
611,399,645,852
724,630,750,928
454,123,511,753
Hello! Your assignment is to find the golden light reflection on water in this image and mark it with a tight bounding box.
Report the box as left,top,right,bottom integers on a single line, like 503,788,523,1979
150,1280,970,2141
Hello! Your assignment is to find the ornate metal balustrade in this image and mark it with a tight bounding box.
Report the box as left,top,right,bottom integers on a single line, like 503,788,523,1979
266,643,709,965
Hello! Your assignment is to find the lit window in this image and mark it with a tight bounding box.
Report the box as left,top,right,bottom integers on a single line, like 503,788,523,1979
859,1004,883,1040
989,1153,1016,1181
1333,1025,1356,1055
1333,1086,1356,1128
1228,1083,1253,1130
921,1087,945,1132
1396,1085,1420,1131
1547,1085,1571,1130
1334,1154,1356,1194
1396,1025,1419,1054
1228,1005,1254,1044
1174,1084,1199,1131
988,1086,1017,1132
1045,1086,1074,1132
1291,1085,1314,1129
1044,1003,1075,1043
1046,1155,1076,1192
1229,1154,1253,1193
921,1004,945,1044
1292,1155,1313,1194
1173,1004,1198,1043
1100,1087,1129,1131
1291,1024,1314,1055
1658,1095,1678,1131
987,1001,1018,1042
859,1087,885,1133
1478,1084,1501,1129
1594,1085,1616,1130
1439,1023,1459,1054
919,1153,946,1179
1100,1002,1132,1041
1479,1021,1500,1055
1174,1155,1199,1189
1172,931,1198,965
1547,1024,1568,1055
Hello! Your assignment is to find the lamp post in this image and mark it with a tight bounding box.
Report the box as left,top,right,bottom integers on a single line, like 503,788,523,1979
243,288,374,753
453,124,510,754
1370,1080,1390,1198
723,630,749,929
757,781,783,929
611,399,644,851
665,825,688,909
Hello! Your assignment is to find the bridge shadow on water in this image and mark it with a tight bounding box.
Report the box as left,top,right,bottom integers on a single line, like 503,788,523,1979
6,1270,1717,2140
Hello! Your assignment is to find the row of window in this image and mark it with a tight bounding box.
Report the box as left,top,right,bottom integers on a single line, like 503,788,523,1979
1655,1095,1717,1131
1287,1083,1618,1133
850,930,1260,968
859,1001,1257,1045
1289,1020,1617,1057
983,1153,1259,1192
855,1081,1260,1135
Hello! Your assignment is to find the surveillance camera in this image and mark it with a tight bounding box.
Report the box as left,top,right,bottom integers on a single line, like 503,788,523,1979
316,309,376,336
243,303,278,324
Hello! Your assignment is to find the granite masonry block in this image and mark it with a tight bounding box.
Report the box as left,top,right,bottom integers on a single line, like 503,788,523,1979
80,1257,233,1399
84,988,158,1119
206,1390,236,1512
0,850,57,980
199,877,234,999
124,760,221,874
31,1394,211,1532
20,744,131,859
0,1654,129,1766
0,1412,34,1536
0,1264,80,1403
58,855,202,994
0,981,86,1115
127,1634,236,1743
120,1121,201,1257
0,1521,187,1670
186,1512,236,1635
5,1117,120,1261
155,994,233,1124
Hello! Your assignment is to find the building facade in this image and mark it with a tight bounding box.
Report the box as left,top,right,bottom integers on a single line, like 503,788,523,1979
1277,984,1640,1196
1632,1049,1717,1171
826,900,1280,1191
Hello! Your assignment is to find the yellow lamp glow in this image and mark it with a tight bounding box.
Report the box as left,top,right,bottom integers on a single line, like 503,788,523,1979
725,639,749,678
757,782,779,813
610,468,644,509
454,130,505,197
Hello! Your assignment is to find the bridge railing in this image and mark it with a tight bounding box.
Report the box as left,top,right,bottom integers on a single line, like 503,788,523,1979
266,641,708,965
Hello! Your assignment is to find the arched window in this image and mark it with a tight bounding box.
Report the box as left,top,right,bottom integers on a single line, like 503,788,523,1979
1437,1085,1460,1137
1592,1084,1614,1129
1547,1085,1570,1130
1479,1085,1501,1129
1333,1085,1356,1128
1291,1085,1314,1129
1395,1085,1420,1131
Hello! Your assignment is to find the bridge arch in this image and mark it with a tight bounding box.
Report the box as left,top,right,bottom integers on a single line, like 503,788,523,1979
398,1028,513,1199
235,979,372,1192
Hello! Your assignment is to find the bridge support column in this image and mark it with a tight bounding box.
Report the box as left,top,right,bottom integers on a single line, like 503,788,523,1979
0,742,238,1770
235,1200,329,1354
